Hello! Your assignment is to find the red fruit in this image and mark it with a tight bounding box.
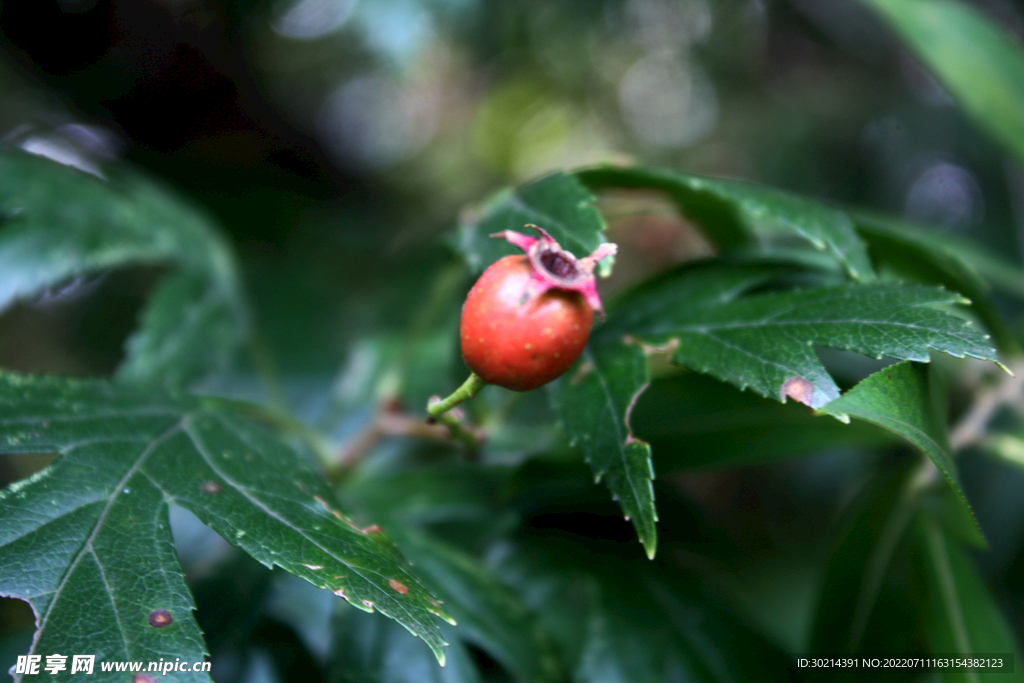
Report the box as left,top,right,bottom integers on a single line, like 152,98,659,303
460,226,616,391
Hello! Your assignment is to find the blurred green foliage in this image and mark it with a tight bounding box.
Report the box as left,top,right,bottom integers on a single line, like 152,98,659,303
2,0,1024,681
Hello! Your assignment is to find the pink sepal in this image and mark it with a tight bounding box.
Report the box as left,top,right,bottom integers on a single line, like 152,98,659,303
490,224,616,317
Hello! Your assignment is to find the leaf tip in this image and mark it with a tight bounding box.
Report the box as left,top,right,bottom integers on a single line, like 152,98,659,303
817,408,851,424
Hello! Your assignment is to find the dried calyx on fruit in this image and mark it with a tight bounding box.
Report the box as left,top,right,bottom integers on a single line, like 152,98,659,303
492,225,617,317
428,225,616,421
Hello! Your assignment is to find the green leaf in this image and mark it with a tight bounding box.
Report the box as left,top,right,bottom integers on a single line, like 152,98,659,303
932,237,1024,300
116,270,246,388
341,464,561,683
0,372,452,679
577,576,786,683
576,165,875,281
863,0,1024,167
612,264,997,409
918,517,1024,683
631,373,894,472
820,361,984,547
551,341,657,559
393,534,561,683
601,260,782,336
331,614,481,683
810,462,924,656
492,538,794,683
854,211,1020,356
856,219,1024,301
0,149,247,387
454,171,608,274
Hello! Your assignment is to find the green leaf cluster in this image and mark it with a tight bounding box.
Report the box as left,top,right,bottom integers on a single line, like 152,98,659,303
4,0,1024,677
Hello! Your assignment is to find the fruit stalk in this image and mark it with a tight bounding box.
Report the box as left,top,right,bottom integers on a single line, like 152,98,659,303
427,372,488,420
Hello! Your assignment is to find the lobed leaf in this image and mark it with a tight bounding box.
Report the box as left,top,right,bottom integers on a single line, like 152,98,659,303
341,463,560,683
863,0,1024,167
116,270,246,388
551,341,657,559
576,165,876,281
389,534,561,683
609,263,997,409
854,211,1020,356
0,149,247,388
0,372,452,680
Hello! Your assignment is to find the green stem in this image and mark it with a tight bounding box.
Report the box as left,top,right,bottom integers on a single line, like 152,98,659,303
427,373,488,419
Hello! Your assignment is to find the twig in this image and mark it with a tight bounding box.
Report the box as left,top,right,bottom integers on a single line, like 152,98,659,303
333,399,486,475
949,361,1024,452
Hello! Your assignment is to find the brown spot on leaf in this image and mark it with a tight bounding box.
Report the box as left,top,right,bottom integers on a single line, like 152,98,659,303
781,376,814,406
199,481,222,494
133,675,157,683
303,564,323,570
333,588,350,601
362,524,383,535
388,578,409,594
148,610,173,627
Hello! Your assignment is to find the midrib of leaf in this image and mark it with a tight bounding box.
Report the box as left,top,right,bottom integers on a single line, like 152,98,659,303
182,416,369,577
137,284,223,367
646,579,731,680
833,408,947,471
0,406,180,428
30,420,184,659
646,309,978,338
701,330,804,370
556,344,657,558
589,359,629,482
922,521,979,683
181,413,435,632
845,476,919,653
591,360,654,541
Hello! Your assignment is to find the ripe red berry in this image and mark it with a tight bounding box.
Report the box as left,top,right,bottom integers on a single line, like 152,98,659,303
459,226,616,391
